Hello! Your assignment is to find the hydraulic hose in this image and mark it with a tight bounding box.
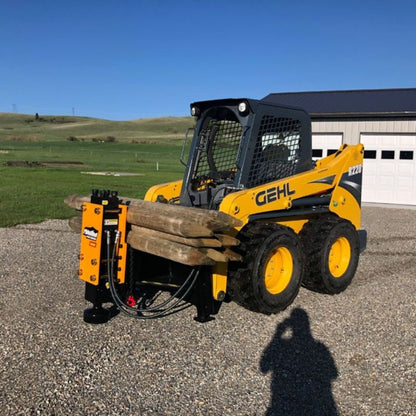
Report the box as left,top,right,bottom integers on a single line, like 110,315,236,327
105,230,199,319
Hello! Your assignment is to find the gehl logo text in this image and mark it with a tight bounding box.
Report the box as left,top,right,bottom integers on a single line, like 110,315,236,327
255,183,295,206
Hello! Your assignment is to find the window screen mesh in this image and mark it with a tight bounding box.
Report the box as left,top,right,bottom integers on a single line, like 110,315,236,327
247,115,301,187
192,118,242,188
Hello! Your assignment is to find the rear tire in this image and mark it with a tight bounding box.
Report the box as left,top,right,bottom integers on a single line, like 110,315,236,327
228,223,304,314
299,216,360,294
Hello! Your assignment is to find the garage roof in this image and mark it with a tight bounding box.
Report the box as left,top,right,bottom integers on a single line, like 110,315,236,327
263,88,416,118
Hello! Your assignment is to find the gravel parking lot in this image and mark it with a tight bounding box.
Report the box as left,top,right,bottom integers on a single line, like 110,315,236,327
0,206,415,415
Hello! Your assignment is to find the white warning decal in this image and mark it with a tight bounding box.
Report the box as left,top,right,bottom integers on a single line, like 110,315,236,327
83,227,99,241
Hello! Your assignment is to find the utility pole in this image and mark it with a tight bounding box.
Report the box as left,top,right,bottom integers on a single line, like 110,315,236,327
12,104,17,113
72,107,75,116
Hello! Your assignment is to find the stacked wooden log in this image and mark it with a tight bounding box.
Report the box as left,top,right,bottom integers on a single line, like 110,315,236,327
65,195,242,266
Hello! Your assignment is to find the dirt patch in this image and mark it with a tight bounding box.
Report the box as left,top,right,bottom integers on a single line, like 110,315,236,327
2,136,41,142
80,171,143,176
52,121,96,129
4,160,85,167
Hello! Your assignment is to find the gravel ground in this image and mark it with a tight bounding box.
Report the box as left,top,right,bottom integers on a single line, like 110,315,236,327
0,207,415,415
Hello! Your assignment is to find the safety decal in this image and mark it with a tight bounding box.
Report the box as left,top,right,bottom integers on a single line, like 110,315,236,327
83,226,99,241
104,219,118,226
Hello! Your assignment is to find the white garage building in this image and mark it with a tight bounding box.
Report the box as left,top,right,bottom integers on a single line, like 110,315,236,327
264,88,416,206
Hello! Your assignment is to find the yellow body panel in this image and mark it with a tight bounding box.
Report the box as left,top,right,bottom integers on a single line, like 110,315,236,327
266,219,308,234
212,262,228,300
144,180,183,202
219,144,364,230
321,144,364,228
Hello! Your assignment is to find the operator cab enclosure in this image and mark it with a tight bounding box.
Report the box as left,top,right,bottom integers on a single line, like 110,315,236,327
180,98,313,208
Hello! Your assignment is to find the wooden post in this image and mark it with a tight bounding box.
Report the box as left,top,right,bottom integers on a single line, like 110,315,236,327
64,194,90,210
68,215,82,233
65,194,243,242
127,208,214,237
127,198,242,231
127,231,215,266
130,225,222,248
214,234,240,247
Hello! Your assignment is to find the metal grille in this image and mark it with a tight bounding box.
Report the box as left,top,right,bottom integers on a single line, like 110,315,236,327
193,118,242,188
247,115,301,187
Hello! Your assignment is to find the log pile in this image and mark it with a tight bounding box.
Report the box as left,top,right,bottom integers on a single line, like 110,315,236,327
65,195,243,266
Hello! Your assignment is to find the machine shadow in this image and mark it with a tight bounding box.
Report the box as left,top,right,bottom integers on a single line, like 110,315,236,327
260,308,339,416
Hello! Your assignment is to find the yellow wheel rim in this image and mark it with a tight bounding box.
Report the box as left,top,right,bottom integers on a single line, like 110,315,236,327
264,247,293,294
328,237,351,278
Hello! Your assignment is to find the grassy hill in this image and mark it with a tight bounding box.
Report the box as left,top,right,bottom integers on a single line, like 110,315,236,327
0,113,195,226
0,112,194,143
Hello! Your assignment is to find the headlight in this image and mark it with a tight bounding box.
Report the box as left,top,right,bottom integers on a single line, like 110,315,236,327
191,106,200,117
238,101,248,114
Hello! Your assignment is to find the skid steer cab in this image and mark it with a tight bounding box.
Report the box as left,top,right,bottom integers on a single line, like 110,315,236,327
72,97,367,324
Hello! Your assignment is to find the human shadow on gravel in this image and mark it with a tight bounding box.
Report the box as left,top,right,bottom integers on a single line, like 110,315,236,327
260,308,339,416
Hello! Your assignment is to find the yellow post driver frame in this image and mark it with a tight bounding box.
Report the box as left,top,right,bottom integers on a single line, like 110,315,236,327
79,190,128,323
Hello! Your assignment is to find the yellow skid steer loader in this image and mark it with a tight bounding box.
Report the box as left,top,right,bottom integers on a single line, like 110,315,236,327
67,97,366,323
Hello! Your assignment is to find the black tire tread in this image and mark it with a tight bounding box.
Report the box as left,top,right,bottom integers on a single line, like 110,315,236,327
228,222,302,314
299,215,359,294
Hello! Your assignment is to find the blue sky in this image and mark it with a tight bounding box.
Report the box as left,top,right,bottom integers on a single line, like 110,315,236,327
1,0,415,120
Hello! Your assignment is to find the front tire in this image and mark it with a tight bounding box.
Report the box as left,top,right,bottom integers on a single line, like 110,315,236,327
300,216,360,294
228,223,304,314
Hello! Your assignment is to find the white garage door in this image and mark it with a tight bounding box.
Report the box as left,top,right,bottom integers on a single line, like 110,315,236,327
360,134,416,205
312,134,343,161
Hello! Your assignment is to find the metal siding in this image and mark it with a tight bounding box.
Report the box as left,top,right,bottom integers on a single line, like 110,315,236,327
312,120,415,144
351,124,360,144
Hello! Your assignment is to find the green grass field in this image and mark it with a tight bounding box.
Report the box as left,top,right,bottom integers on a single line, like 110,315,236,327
0,113,194,227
